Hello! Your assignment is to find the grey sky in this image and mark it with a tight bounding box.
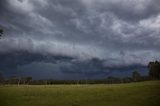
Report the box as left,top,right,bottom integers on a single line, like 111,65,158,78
0,0,160,79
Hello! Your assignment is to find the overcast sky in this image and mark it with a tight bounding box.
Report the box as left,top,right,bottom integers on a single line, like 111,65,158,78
0,0,160,79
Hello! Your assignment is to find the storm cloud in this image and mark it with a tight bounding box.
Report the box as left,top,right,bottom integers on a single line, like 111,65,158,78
0,0,160,79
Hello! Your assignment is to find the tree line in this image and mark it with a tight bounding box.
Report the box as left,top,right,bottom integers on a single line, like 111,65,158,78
0,75,138,85
0,60,159,85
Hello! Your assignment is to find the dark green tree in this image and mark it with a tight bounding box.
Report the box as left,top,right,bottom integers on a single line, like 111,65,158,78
148,61,160,79
26,77,32,84
0,28,3,38
132,70,141,81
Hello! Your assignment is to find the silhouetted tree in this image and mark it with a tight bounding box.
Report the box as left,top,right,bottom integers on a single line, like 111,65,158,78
148,61,160,79
132,70,141,81
0,28,3,38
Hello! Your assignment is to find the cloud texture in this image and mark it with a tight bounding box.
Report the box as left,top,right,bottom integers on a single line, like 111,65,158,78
0,0,160,79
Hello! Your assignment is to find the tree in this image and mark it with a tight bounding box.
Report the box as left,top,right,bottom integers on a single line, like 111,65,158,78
0,28,3,38
20,77,32,85
26,77,32,84
10,76,19,84
148,61,160,79
21,77,26,84
132,70,141,81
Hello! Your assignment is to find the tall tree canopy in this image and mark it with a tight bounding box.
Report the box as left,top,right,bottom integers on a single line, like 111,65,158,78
148,61,160,79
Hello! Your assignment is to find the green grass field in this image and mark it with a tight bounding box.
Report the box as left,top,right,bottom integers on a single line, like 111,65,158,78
0,81,160,106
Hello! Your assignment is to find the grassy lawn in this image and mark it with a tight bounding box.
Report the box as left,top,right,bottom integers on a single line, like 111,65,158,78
0,81,160,106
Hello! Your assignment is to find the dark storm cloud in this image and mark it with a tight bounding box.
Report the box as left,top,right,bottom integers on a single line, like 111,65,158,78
0,51,73,70
83,0,160,22
0,0,160,79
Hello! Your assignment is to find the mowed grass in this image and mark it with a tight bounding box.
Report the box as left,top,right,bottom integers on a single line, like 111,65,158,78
0,81,160,106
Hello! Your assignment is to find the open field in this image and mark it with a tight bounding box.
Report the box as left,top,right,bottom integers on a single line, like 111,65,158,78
0,81,160,106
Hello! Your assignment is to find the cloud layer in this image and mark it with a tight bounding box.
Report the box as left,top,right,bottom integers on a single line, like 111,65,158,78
0,0,160,79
